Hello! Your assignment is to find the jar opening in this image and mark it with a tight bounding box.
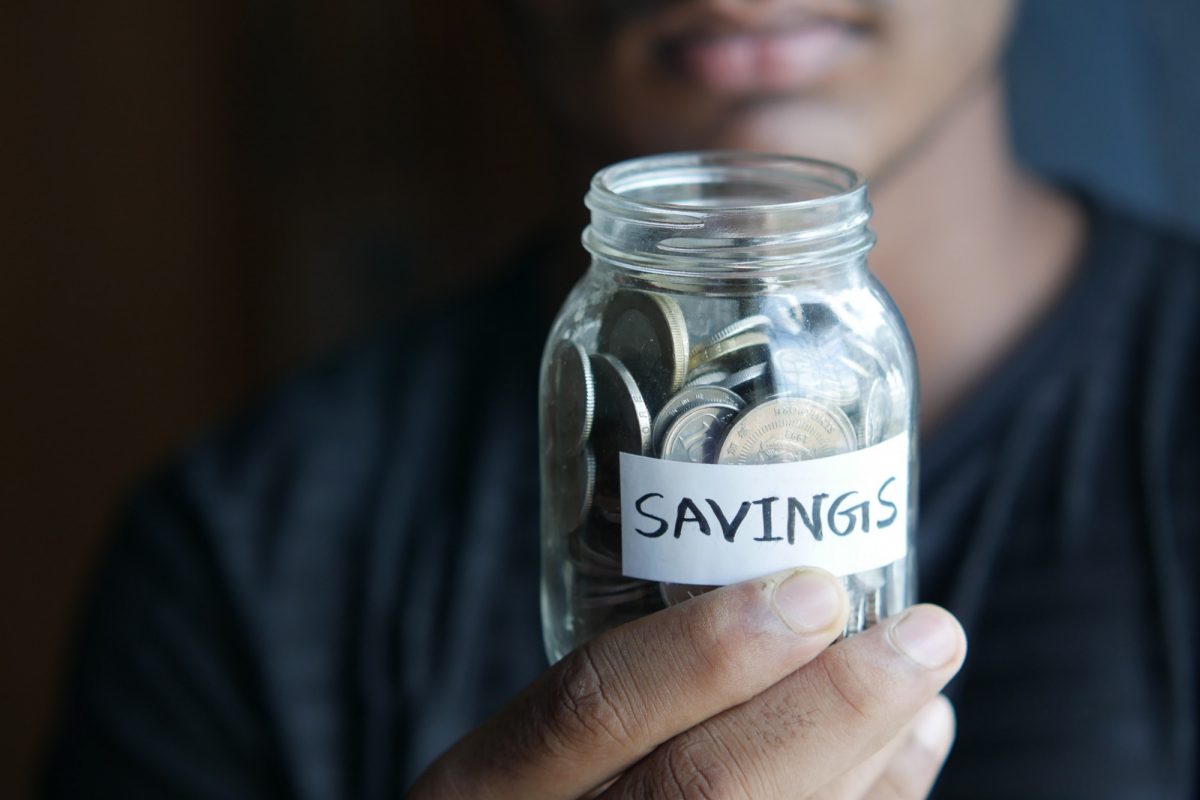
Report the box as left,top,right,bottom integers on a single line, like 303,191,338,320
584,151,873,276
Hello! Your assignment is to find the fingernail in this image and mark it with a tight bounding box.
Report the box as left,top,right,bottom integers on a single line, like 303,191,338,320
890,606,961,669
912,696,955,754
771,569,844,634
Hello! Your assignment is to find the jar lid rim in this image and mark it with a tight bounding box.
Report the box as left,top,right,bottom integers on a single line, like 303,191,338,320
587,151,867,218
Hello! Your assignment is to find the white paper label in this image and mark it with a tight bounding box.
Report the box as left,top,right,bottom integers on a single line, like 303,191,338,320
620,434,909,584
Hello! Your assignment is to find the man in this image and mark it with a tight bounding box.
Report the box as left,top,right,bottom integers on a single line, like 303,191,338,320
47,1,1198,798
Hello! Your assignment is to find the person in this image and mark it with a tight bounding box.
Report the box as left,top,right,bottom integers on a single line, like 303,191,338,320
45,0,1199,798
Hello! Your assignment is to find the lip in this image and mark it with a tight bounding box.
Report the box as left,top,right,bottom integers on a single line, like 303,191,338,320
651,4,873,95
661,22,861,93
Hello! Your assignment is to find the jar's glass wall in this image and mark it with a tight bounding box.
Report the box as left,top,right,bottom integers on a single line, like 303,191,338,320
540,153,917,663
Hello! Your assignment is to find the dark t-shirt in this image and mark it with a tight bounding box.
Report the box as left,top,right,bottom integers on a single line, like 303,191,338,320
45,198,1200,799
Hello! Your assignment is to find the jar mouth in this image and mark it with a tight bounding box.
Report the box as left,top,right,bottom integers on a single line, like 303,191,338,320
592,151,865,213
584,151,873,276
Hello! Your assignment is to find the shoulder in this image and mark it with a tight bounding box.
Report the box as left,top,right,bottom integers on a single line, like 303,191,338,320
1092,199,1200,552
128,263,543,581
1077,196,1200,388
1097,201,1200,427
46,265,546,794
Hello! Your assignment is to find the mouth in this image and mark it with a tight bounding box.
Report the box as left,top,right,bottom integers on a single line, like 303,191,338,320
653,7,873,95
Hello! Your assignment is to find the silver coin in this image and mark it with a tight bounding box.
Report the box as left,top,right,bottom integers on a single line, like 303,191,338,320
652,385,746,454
592,495,622,524
587,576,652,597
546,340,594,457
853,567,888,592
590,353,653,502
685,367,731,387
721,362,772,398
579,582,658,608
770,346,859,407
835,352,876,383
860,377,891,447
799,303,839,337
553,448,595,532
582,510,622,562
568,527,622,577
762,295,805,336
883,368,908,439
598,290,689,412
661,403,741,463
845,584,866,636
840,336,890,373
689,329,772,373
690,314,774,363
864,589,880,628
717,397,857,464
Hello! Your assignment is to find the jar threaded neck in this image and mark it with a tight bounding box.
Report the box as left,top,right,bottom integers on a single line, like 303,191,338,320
583,151,874,277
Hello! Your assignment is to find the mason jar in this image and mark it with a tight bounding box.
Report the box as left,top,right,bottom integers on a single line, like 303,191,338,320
540,151,917,662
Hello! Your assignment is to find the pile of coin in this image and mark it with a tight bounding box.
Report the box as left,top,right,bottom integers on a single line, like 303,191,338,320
544,288,907,629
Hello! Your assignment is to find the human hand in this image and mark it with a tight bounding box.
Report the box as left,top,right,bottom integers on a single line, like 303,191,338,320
409,568,966,799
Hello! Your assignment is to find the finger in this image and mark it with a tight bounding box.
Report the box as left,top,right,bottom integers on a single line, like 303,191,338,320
409,567,851,800
863,695,956,800
811,694,956,800
809,712,917,799
601,604,966,800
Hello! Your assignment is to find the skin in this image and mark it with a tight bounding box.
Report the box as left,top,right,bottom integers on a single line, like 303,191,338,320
417,0,1083,795
521,0,1084,425
411,569,965,798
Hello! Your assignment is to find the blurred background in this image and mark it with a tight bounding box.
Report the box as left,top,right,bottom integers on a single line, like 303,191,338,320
3,0,1199,795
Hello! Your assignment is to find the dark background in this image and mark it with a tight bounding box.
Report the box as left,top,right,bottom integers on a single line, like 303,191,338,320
3,0,1198,795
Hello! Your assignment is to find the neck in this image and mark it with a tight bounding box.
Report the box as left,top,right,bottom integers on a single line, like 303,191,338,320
869,78,1083,429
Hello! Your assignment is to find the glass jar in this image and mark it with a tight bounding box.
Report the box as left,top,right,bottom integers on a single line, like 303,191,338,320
540,152,917,662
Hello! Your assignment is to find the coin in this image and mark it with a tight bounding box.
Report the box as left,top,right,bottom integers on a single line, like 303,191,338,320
717,397,857,464
763,295,805,336
590,353,653,502
592,495,622,524
651,385,745,454
883,368,908,439
799,302,839,337
587,577,652,598
688,329,772,373
546,340,594,457
771,346,859,407
579,582,658,608
835,352,876,383
553,448,595,532
864,589,880,628
853,567,887,592
860,377,891,447
598,290,689,412
685,367,731,387
689,314,774,363
583,507,622,562
568,527,621,577
721,362,772,399
840,336,890,372
661,403,740,463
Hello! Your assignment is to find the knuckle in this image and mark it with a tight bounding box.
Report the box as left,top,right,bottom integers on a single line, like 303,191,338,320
675,600,747,691
653,738,751,800
816,646,877,722
546,643,639,752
